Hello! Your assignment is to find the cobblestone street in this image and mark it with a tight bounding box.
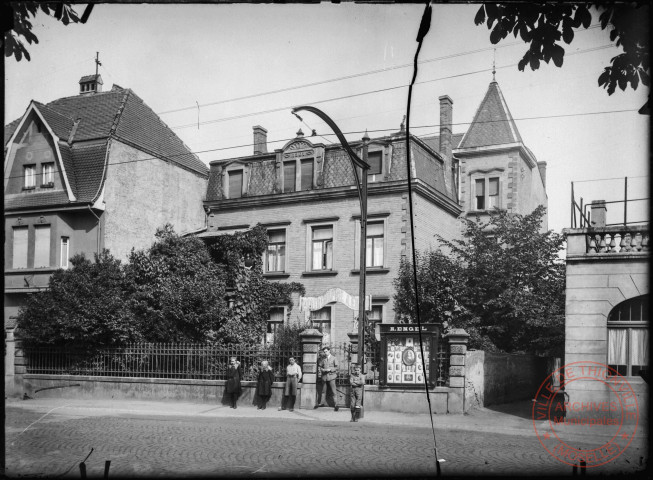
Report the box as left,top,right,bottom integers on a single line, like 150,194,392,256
4,400,648,478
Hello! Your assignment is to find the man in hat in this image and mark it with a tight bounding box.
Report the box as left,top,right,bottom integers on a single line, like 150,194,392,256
317,346,339,411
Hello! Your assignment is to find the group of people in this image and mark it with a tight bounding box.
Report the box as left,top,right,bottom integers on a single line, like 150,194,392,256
224,346,365,422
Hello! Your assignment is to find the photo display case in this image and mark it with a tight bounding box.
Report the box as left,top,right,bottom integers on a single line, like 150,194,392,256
378,323,441,388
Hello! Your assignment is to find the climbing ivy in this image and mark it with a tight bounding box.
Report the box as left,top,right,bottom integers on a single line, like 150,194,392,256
207,224,305,344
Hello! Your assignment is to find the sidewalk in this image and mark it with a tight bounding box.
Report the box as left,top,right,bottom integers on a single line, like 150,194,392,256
7,396,644,442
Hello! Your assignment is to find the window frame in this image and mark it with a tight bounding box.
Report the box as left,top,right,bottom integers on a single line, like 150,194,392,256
33,224,51,268
470,174,503,212
12,226,29,269
42,162,55,186
24,164,36,189
310,305,333,342
353,215,389,270
60,236,70,269
227,169,244,199
283,157,315,193
309,224,334,271
266,306,287,345
265,227,287,273
607,295,649,377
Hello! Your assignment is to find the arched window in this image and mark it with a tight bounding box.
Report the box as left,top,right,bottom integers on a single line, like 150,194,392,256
607,295,649,376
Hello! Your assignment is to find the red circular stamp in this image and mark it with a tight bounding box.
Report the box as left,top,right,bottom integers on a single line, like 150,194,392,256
532,361,639,468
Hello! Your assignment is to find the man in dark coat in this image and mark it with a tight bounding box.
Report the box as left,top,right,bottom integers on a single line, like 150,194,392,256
226,357,242,409
256,360,275,410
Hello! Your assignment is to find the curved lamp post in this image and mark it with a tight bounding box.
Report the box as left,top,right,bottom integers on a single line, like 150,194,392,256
291,106,370,404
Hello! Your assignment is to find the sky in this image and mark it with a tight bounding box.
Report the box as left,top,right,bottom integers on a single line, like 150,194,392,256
4,3,649,243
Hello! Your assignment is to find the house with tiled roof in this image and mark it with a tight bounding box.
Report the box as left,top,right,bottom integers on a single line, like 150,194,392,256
4,74,208,324
202,106,463,347
423,81,548,230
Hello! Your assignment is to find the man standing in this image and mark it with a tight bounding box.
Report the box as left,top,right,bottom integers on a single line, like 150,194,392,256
349,364,365,422
317,346,339,411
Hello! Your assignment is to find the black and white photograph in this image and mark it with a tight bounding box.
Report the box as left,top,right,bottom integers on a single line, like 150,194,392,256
4,1,649,477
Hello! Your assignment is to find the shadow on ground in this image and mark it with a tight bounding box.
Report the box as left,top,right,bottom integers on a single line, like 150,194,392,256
483,399,534,420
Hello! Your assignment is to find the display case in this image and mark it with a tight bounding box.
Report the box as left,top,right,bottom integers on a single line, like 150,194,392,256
378,323,441,388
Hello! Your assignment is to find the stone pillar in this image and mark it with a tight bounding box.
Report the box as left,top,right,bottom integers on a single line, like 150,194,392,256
446,328,469,413
5,331,24,398
299,328,323,409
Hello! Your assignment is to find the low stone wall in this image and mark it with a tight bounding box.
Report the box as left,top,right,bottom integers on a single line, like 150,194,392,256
20,375,462,414
465,350,550,409
22,374,295,408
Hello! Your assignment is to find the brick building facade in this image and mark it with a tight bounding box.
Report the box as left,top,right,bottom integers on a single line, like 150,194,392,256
202,120,462,345
4,75,208,324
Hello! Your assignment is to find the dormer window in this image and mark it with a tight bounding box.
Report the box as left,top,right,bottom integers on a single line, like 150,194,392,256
228,169,243,199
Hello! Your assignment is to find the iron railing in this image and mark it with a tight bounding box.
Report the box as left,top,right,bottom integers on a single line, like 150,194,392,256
24,343,301,381
25,338,450,386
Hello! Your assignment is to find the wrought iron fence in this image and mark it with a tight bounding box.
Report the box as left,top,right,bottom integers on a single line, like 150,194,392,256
25,338,450,386
24,343,302,382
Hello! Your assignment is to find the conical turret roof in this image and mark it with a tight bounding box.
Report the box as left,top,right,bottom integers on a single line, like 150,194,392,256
458,81,522,149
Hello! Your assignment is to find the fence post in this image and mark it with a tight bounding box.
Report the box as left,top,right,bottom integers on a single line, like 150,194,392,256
298,328,323,410
445,328,469,414
5,328,17,396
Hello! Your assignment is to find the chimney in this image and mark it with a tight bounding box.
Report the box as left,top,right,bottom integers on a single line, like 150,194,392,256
79,74,103,95
438,95,453,195
253,125,268,155
590,200,607,228
537,161,547,189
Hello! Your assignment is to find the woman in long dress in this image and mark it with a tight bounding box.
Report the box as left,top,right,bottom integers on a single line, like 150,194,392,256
256,360,275,410
226,357,242,409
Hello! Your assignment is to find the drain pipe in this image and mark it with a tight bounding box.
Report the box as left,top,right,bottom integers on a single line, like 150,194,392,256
87,205,102,255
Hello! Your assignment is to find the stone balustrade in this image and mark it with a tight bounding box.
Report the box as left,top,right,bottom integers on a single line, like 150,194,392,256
565,225,649,256
586,227,648,254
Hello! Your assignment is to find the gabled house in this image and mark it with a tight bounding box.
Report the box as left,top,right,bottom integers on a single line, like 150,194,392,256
4,74,208,324
423,81,548,229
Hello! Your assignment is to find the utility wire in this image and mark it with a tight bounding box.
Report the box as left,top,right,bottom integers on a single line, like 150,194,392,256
156,24,604,116
4,108,644,183
168,44,615,131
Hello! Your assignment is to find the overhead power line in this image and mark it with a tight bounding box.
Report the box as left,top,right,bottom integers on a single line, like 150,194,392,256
168,44,615,131
4,107,643,183
156,24,604,116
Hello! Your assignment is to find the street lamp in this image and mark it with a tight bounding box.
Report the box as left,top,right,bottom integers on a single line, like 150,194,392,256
291,106,370,403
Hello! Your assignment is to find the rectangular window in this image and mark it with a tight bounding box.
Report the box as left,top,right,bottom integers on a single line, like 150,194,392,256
300,159,314,191
266,229,286,272
488,177,499,209
311,307,331,343
42,163,55,185
228,170,243,198
311,226,333,270
266,307,285,344
475,179,485,210
24,165,36,188
60,236,70,269
34,225,51,268
608,328,649,376
365,222,384,268
367,151,382,176
283,161,296,193
12,227,28,269
369,305,383,325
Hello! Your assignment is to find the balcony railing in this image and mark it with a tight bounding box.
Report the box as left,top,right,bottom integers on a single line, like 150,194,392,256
586,227,649,254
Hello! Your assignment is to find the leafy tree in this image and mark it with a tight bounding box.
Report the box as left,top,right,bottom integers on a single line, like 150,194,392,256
124,225,229,343
475,2,650,109
206,224,305,344
394,206,565,356
17,251,138,349
3,2,94,61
